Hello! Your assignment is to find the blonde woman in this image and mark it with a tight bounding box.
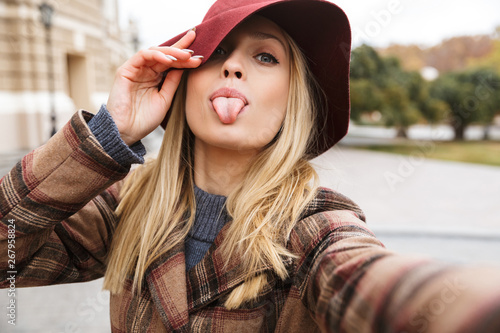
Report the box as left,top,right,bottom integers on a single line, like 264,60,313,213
2,0,500,332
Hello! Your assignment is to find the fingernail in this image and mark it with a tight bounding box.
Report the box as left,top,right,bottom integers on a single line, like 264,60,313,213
191,55,204,60
190,27,197,32
182,49,194,54
165,55,177,61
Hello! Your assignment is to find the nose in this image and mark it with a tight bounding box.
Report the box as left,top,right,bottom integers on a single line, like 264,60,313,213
221,52,245,80
224,69,242,79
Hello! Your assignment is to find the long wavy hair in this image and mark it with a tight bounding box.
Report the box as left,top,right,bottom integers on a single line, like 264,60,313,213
103,28,322,309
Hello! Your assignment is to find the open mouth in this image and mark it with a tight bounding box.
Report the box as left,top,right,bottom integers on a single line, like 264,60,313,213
210,88,248,124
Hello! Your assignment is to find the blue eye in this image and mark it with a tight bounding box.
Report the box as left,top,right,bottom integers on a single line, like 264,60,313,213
256,53,279,64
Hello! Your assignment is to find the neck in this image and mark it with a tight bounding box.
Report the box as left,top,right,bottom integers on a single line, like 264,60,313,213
193,138,258,196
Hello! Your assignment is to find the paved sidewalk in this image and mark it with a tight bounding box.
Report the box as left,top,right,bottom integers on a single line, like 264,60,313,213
2,144,500,332
314,146,500,264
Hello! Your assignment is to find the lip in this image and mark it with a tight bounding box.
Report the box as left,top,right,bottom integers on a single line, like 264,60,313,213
209,87,248,105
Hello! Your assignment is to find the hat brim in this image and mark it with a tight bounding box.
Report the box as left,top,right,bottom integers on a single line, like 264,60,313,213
159,0,351,157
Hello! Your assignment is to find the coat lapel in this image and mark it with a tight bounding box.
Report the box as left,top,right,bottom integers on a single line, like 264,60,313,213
146,239,190,331
186,222,279,310
143,222,257,330
186,222,242,310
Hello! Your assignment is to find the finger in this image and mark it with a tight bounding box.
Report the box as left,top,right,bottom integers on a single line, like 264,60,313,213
150,56,203,74
123,49,173,71
157,69,184,105
126,30,199,73
171,29,197,51
122,49,183,79
127,47,201,76
149,46,194,61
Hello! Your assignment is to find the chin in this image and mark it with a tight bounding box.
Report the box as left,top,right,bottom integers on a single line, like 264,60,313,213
191,117,277,152
206,131,269,152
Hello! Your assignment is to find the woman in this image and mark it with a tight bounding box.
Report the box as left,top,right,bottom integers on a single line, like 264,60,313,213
2,0,500,332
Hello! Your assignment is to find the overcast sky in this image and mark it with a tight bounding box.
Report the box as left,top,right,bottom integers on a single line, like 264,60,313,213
118,0,500,50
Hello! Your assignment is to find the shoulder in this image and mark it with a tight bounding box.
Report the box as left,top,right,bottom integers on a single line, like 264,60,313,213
302,187,365,222
288,187,374,258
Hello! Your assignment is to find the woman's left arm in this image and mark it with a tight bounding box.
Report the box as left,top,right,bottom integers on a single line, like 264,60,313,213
294,210,500,333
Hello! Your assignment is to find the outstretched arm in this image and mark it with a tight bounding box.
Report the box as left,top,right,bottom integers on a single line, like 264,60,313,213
294,210,500,332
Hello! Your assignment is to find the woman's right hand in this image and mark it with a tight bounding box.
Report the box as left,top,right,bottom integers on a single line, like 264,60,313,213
106,29,203,146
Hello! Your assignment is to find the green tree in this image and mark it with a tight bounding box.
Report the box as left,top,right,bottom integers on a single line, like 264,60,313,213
431,68,500,140
418,98,449,125
380,84,420,137
350,44,385,81
350,79,383,121
404,71,447,124
350,44,429,136
466,68,500,139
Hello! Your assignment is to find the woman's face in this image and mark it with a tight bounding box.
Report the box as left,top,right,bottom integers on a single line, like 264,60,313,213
185,16,290,153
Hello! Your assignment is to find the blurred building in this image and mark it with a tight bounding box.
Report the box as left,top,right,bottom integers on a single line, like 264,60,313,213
0,0,137,152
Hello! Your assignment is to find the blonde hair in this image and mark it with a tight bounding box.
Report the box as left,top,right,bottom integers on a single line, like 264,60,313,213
103,30,321,309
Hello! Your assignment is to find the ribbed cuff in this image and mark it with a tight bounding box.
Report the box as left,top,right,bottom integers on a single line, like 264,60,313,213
87,104,146,166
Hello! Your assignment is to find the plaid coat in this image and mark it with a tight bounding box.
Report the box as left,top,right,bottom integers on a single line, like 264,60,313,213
2,111,500,332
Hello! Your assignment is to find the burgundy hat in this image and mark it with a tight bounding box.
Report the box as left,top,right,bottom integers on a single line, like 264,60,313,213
160,0,351,157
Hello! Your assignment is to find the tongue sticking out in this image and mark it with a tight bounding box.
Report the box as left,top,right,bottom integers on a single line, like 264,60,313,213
212,97,245,124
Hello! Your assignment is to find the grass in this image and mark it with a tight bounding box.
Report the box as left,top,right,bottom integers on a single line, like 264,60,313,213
351,141,500,167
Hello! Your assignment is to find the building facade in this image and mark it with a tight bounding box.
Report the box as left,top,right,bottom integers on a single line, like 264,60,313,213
0,0,136,152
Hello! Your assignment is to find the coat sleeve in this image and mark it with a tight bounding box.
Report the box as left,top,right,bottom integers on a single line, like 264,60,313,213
291,209,500,333
0,110,130,287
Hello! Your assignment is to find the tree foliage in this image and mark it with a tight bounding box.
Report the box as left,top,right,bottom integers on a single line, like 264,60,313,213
351,44,500,140
430,68,500,140
349,79,382,121
350,44,444,136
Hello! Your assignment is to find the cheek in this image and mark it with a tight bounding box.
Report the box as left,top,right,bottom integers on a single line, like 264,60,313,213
260,77,288,133
185,86,197,129
243,95,288,149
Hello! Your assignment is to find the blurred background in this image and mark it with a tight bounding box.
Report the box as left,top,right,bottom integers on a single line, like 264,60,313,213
1,0,500,332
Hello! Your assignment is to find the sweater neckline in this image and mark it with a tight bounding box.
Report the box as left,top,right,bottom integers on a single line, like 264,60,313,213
189,185,230,242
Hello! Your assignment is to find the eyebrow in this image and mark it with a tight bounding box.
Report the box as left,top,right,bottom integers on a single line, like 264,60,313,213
250,31,287,52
